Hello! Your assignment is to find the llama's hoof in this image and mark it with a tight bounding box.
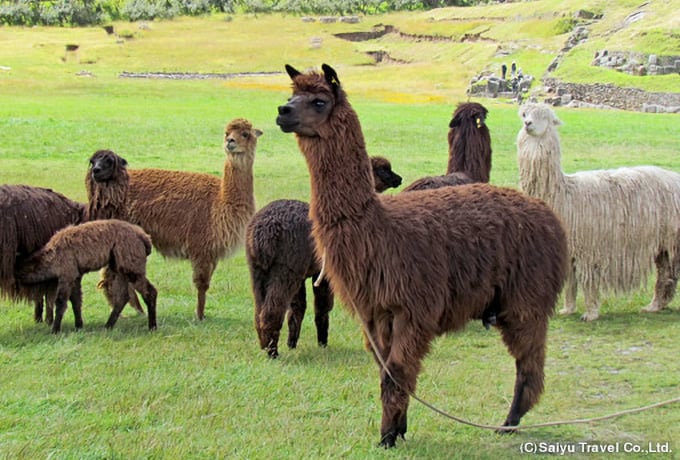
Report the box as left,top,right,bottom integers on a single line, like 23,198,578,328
318,341,328,348
496,426,518,435
641,304,662,313
558,307,576,315
580,312,599,322
266,348,279,359
378,431,404,449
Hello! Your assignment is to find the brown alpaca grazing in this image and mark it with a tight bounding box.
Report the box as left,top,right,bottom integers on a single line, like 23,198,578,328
0,184,86,325
85,118,262,320
246,156,402,358
402,102,491,191
276,64,568,447
18,220,157,333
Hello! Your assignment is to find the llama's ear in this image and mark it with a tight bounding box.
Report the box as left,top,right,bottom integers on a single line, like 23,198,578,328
119,156,128,167
321,63,341,94
253,128,263,138
285,64,301,81
552,113,562,126
449,115,461,128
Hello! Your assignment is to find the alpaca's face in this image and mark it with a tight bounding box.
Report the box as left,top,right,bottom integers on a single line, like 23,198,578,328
450,102,488,129
89,150,127,182
370,157,403,192
519,104,561,138
223,123,262,168
276,91,335,137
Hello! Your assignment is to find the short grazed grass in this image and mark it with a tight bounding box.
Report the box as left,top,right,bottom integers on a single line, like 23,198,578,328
1,5,679,459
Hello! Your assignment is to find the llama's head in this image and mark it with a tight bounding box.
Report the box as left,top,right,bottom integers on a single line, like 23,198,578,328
224,118,262,169
519,103,561,138
450,102,488,130
276,63,347,138
370,156,402,192
88,149,128,183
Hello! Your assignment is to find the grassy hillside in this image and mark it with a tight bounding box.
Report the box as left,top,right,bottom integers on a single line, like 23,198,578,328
0,0,678,102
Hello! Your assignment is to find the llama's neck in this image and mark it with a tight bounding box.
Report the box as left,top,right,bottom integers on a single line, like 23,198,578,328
447,127,491,183
517,130,567,202
297,118,378,230
219,160,255,216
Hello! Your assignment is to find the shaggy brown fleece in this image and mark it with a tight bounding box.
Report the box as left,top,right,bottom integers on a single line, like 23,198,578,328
276,64,568,448
18,219,157,333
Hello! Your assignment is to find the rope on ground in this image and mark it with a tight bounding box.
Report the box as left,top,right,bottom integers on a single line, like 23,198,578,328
351,297,680,431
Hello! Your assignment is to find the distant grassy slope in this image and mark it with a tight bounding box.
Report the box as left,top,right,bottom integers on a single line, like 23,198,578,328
0,1,677,104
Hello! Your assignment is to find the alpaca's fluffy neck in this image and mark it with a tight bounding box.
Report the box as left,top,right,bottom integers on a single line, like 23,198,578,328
517,129,567,202
296,110,378,230
219,158,255,214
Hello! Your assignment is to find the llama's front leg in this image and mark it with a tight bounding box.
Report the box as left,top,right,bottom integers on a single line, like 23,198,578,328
33,297,44,323
192,262,215,321
287,284,307,349
127,284,146,316
378,313,431,448
580,284,600,321
559,264,578,315
643,249,678,313
70,277,84,330
312,278,333,347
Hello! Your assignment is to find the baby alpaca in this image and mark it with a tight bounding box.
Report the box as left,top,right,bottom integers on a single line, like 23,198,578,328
18,220,157,333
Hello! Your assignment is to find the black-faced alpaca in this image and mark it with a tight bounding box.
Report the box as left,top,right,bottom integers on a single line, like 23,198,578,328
18,220,157,333
0,184,86,325
85,150,146,316
246,156,402,358
276,64,568,447
85,119,262,320
402,102,491,191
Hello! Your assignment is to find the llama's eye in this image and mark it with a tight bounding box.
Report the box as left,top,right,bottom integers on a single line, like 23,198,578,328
241,132,250,139
313,99,326,109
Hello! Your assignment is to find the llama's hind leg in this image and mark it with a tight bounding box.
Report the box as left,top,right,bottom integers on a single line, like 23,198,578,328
287,284,307,349
498,315,548,431
312,278,333,347
102,271,130,330
643,249,679,313
580,284,600,321
131,276,157,330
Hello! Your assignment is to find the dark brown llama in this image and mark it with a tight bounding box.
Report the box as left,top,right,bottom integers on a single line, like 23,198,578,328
276,64,568,448
402,102,491,191
247,156,402,358
18,219,157,333
0,184,86,325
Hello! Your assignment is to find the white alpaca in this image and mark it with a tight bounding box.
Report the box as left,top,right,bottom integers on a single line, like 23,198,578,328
517,103,680,321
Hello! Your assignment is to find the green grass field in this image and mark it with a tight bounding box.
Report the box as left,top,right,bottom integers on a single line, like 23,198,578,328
1,3,679,459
